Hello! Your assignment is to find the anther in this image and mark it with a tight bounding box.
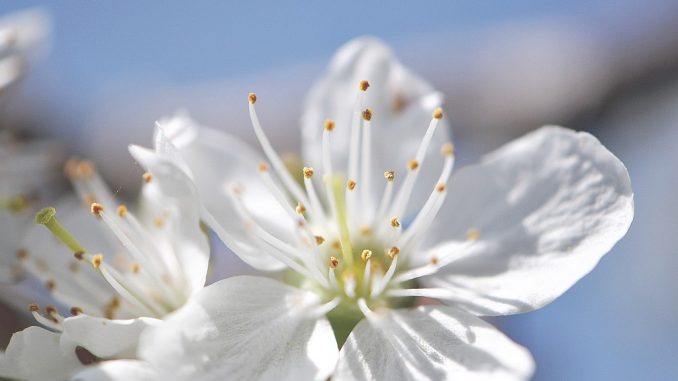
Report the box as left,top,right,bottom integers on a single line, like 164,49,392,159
64,158,79,178
74,251,85,260
436,183,446,193
430,256,439,265
116,204,128,217
45,306,58,317
390,217,401,228
387,246,400,260
359,80,370,91
91,254,103,269
76,160,95,178
70,307,83,316
441,142,455,157
329,256,339,269
466,228,480,241
131,262,140,274
433,107,443,120
142,172,153,183
154,216,165,228
90,203,104,216
28,303,39,313
45,279,56,291
407,159,419,171
359,226,372,236
362,108,373,121
324,119,335,131
384,170,395,182
361,249,372,262
16,248,28,261
346,179,357,191
248,92,257,104
331,241,341,251
303,167,314,179
314,235,325,245
295,202,306,215
258,162,269,172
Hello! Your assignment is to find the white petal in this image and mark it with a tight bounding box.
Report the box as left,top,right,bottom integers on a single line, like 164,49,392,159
335,306,534,381
302,36,449,216
131,116,288,272
60,315,160,358
138,276,338,381
422,126,633,315
0,326,83,381
69,360,158,381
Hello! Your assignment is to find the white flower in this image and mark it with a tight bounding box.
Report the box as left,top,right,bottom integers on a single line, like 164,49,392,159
0,8,49,92
130,37,633,380
0,158,209,381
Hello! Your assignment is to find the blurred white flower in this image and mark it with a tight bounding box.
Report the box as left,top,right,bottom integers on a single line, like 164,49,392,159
0,159,209,381
128,37,633,380
0,8,49,93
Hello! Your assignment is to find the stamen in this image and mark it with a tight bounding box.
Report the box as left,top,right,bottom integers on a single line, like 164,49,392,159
314,236,325,245
70,307,83,316
45,279,56,291
303,167,314,178
390,217,401,228
433,107,444,120
357,298,377,321
376,171,396,221
346,179,357,191
258,162,269,172
371,253,399,297
348,80,369,184
28,303,39,313
441,142,455,157
90,202,104,216
387,246,400,260
35,207,86,253
131,262,141,274
91,254,103,269
142,172,153,183
360,109,373,221
359,80,370,92
302,167,326,222
324,119,335,131
117,204,128,217
329,256,339,269
361,249,372,262
466,228,480,241
384,171,395,182
295,202,306,215
310,297,341,319
407,159,419,171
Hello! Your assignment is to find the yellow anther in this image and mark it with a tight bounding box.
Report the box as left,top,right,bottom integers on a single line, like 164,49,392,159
116,204,128,217
362,108,373,121
314,235,325,245
346,179,357,191
324,119,335,131
436,183,446,193
154,216,165,228
70,307,83,316
90,203,104,216
407,159,419,171
430,256,439,265
359,226,372,236
441,142,455,157
466,228,481,241
359,80,370,91
76,160,95,178
331,241,341,251
248,92,257,104
258,162,269,172
433,107,443,119
390,217,401,228
387,246,400,260
131,262,140,274
303,167,314,179
295,202,306,215
329,256,339,269
384,170,395,182
142,172,153,183
28,303,39,313
91,254,103,269
361,249,372,262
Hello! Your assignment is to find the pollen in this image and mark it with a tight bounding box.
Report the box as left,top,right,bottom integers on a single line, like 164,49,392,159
387,246,400,259
441,142,455,157
407,159,419,171
433,107,443,119
116,204,128,217
466,228,481,241
295,202,306,215
362,108,373,121
361,249,372,262
314,235,325,245
248,92,257,104
142,172,153,183
384,170,395,182
329,256,339,269
324,119,335,131
28,303,39,312
390,217,401,228
346,179,357,191
436,183,446,193
258,162,269,172
90,202,104,216
359,80,370,91
91,254,103,269
70,307,83,316
303,167,314,179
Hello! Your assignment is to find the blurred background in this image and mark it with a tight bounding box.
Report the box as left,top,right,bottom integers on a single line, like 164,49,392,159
1,1,677,379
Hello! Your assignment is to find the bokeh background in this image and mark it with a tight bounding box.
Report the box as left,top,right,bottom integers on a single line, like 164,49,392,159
1,1,677,380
